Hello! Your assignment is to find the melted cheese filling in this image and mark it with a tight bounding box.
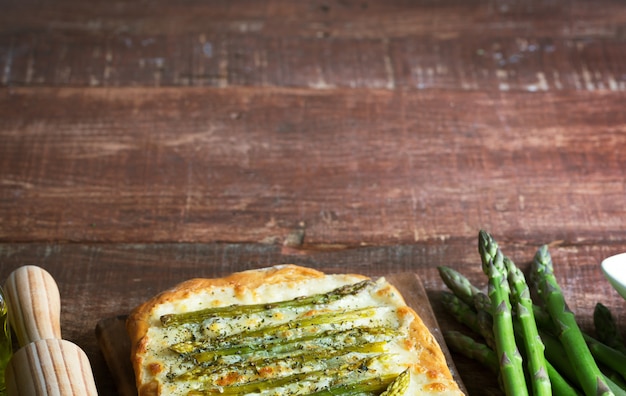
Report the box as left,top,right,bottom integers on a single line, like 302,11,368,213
139,274,462,395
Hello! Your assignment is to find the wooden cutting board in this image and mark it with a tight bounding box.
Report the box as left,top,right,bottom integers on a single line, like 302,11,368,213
95,272,467,395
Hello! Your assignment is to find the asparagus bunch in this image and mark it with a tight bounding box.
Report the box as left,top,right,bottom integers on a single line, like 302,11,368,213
439,230,626,396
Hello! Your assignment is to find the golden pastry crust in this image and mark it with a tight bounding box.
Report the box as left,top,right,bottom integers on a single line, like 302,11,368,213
126,265,463,396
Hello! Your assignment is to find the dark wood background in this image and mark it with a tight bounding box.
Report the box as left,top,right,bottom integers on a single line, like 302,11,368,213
1,1,626,394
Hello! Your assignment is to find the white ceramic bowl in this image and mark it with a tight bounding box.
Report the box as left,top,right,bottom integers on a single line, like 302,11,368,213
601,252,626,300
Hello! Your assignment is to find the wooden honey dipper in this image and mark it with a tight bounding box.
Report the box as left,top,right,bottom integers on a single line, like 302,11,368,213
3,265,98,395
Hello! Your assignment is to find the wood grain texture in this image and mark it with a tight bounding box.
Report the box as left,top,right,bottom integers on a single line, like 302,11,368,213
1,1,624,90
4,266,62,346
1,0,626,394
2,241,626,395
1,87,625,244
5,339,98,396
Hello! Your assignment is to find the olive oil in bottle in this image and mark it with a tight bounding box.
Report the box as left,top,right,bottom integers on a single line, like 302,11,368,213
0,286,12,394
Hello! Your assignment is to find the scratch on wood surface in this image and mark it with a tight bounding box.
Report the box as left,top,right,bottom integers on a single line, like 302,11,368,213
71,141,136,158
518,194,526,211
409,187,423,242
607,75,624,91
414,66,427,89
68,129,219,159
25,50,35,84
183,160,194,220
459,68,478,90
253,49,262,68
154,69,162,86
0,179,34,189
527,72,549,92
310,66,335,89
203,42,213,58
2,38,14,85
231,20,264,33
162,128,219,148
255,49,269,86
495,104,511,132
56,53,72,83
581,66,595,91
552,70,564,90
196,34,207,86
496,69,509,91
384,54,395,89
415,65,438,89
217,38,229,88
383,39,395,90
571,68,583,90
104,46,113,84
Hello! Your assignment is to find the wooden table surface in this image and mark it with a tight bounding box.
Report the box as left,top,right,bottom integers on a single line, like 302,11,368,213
1,1,626,394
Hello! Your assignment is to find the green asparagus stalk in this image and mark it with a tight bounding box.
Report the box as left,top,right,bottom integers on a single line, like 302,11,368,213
603,369,626,393
300,373,399,396
532,304,555,333
532,244,613,396
444,330,499,373
380,369,410,396
583,333,626,381
473,291,492,314
187,355,386,395
536,302,626,385
545,360,582,396
440,291,483,335
504,256,551,396
436,264,491,315
471,291,497,349
477,308,497,350
594,303,626,355
161,279,373,326
190,326,392,363
178,340,388,381
605,378,626,396
478,230,528,396
541,330,626,396
438,266,482,307
436,264,498,349
171,307,377,354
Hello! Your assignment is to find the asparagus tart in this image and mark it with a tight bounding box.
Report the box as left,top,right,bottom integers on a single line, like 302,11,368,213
126,265,464,396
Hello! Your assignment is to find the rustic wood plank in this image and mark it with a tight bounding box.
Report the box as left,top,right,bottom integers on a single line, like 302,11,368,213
1,241,625,395
1,87,625,244
2,0,624,39
2,33,624,91
1,2,624,395
1,1,624,90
